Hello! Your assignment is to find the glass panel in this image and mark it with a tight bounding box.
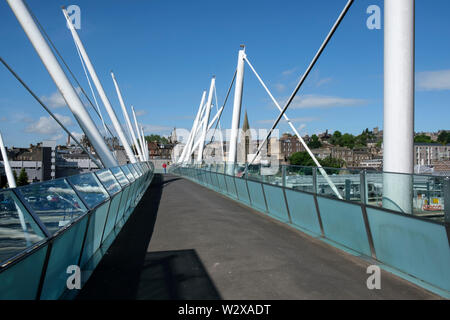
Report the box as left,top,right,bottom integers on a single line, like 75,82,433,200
67,173,109,209
132,163,143,177
286,165,314,193
96,169,121,196
0,190,46,264
413,174,444,221
121,165,135,182
316,167,361,201
127,164,139,179
16,179,87,235
0,244,47,299
110,167,129,187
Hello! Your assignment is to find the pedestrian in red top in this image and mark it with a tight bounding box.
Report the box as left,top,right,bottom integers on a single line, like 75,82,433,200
162,162,167,174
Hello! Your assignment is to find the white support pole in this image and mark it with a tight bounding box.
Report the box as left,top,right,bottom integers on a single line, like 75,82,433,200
6,0,118,168
227,46,245,173
178,91,206,163
110,71,140,162
244,56,342,199
140,126,147,161
62,8,136,164
0,132,16,189
185,94,208,163
207,106,224,131
383,0,414,213
131,105,145,161
197,77,215,163
131,106,146,160
0,132,29,241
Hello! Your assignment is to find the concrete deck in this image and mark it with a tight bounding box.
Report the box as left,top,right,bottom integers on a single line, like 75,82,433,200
77,174,440,300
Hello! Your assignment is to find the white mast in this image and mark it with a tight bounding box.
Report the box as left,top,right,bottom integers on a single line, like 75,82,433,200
227,46,245,173
130,105,145,161
383,0,415,213
0,132,29,241
131,106,146,160
0,132,16,189
61,7,136,164
197,77,215,163
6,0,118,168
110,71,140,161
178,91,206,163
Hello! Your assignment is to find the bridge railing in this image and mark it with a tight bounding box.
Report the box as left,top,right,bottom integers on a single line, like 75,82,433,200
171,162,450,297
0,161,154,300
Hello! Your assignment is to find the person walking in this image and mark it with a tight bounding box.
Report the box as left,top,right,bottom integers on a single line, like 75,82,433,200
162,162,167,174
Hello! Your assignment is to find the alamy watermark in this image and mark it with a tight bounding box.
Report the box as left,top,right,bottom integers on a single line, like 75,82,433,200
366,265,381,290
366,5,381,30
66,5,81,30
66,265,81,290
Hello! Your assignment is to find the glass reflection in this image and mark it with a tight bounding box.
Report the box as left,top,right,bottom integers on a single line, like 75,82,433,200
95,169,121,195
68,173,109,209
16,179,87,234
110,167,129,187
0,190,46,264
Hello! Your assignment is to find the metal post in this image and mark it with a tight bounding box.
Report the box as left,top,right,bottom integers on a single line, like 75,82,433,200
313,167,318,194
227,46,245,173
6,0,117,168
282,165,286,188
383,0,415,213
345,179,351,201
197,77,215,163
360,170,368,204
443,177,450,246
62,8,136,164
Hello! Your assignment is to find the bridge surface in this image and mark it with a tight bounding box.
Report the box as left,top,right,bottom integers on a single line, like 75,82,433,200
77,174,439,299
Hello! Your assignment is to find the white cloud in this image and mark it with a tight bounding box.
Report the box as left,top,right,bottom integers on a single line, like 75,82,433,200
290,95,367,109
417,69,450,91
135,110,147,116
70,131,84,142
281,67,297,77
40,87,82,108
142,124,173,135
274,83,286,92
316,77,332,87
25,114,73,135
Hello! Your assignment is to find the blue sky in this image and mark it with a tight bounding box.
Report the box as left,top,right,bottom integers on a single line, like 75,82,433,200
1,0,449,147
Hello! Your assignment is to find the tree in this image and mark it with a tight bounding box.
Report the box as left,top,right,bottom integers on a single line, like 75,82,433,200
307,134,322,149
437,131,450,145
414,134,432,143
321,156,345,168
17,168,29,186
145,134,169,144
289,151,316,167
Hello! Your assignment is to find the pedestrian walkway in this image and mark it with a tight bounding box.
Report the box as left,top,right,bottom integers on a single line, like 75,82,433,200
77,174,439,299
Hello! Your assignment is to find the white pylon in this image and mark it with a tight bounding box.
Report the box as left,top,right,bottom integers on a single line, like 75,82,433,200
6,0,117,168
227,46,245,173
197,77,215,163
61,7,136,164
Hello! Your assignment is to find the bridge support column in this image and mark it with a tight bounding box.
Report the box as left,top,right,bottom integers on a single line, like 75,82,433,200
227,46,245,175
382,0,414,213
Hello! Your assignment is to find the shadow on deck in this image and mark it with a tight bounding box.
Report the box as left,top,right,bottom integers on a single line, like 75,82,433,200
76,174,221,300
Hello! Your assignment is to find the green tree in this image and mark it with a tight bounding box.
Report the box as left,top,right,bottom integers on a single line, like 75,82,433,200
338,133,356,149
17,168,29,186
289,151,316,167
414,134,432,143
307,134,322,149
437,131,449,145
145,134,169,144
321,156,345,168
